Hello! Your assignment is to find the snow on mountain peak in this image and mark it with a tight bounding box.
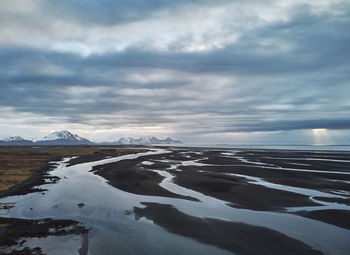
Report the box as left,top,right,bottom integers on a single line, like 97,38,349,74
39,130,74,141
1,131,181,145
117,136,182,145
0,136,26,142
0,135,33,144
37,130,91,144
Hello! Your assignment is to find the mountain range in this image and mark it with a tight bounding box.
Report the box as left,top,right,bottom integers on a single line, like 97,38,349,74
116,136,182,145
0,136,34,145
0,131,182,145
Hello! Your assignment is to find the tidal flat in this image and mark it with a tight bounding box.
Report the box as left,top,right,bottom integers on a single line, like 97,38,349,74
0,146,350,254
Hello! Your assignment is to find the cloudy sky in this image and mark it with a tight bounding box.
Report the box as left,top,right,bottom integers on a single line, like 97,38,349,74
0,0,349,144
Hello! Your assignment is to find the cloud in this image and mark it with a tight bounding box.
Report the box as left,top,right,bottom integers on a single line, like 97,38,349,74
217,118,350,133
0,0,349,143
42,0,229,26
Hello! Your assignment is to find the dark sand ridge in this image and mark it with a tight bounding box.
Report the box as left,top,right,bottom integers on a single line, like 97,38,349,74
90,154,198,201
134,202,322,255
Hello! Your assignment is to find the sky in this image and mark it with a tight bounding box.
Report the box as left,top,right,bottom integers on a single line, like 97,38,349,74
0,0,349,144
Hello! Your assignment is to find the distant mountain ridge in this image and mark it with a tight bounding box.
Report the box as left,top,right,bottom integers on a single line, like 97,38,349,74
0,136,34,145
0,131,183,145
116,136,182,145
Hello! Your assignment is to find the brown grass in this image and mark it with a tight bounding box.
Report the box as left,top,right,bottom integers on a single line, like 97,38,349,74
0,146,144,193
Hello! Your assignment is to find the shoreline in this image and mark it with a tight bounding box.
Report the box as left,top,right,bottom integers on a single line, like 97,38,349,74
0,159,62,199
0,146,145,198
0,147,145,255
0,217,89,255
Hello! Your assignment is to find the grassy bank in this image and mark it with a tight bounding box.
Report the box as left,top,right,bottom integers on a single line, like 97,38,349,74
0,146,144,194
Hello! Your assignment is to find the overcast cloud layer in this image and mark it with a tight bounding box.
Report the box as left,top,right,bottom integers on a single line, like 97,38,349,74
0,0,349,144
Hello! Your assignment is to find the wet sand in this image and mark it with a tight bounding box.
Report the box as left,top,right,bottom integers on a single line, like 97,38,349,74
134,202,322,255
297,209,350,230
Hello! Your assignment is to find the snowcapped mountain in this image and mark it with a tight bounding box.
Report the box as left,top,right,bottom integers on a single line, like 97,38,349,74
0,136,34,145
0,132,182,146
35,130,93,145
117,136,182,145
